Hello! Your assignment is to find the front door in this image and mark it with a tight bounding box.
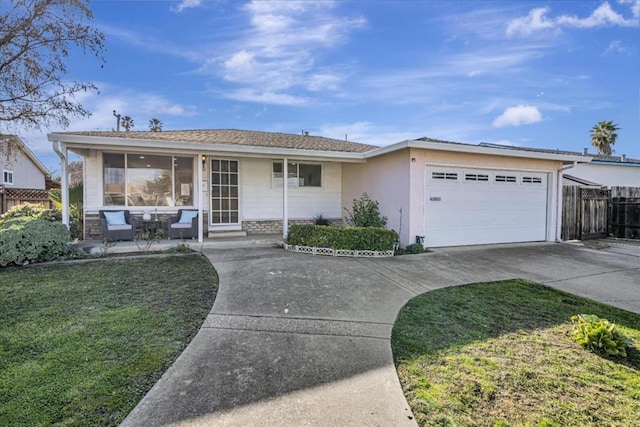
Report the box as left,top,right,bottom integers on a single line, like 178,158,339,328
210,159,239,226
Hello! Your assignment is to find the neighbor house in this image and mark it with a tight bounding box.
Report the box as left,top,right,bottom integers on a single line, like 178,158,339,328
48,130,586,247
478,143,640,188
1,135,56,214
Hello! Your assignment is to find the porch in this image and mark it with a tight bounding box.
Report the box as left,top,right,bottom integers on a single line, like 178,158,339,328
74,234,282,256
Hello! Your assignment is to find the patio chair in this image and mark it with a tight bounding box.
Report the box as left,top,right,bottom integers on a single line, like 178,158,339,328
168,209,199,239
99,210,136,241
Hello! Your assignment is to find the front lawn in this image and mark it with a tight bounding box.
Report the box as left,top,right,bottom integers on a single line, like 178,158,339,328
391,280,640,426
0,254,217,426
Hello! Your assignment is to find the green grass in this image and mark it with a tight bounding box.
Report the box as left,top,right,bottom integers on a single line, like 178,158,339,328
0,254,217,426
391,280,640,427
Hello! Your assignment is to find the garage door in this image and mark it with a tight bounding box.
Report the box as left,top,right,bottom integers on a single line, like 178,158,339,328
424,166,548,247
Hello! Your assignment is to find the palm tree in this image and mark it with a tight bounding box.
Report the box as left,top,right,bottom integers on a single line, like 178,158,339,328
148,118,163,132
590,121,619,156
120,115,134,132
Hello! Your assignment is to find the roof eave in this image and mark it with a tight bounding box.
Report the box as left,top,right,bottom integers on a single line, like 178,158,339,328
364,139,589,163
48,133,367,162
6,135,52,176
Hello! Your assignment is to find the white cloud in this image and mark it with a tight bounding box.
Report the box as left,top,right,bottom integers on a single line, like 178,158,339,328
173,0,202,13
317,121,419,146
492,105,542,127
604,40,631,55
507,2,639,37
215,0,365,104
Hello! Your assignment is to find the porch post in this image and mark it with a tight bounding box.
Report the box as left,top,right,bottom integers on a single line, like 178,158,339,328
197,153,204,243
52,141,69,227
283,158,288,239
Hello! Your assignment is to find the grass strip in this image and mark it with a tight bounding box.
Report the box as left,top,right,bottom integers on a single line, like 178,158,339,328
0,254,217,426
391,279,640,426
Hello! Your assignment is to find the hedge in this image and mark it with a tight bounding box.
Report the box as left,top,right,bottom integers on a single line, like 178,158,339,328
0,217,73,267
286,224,398,251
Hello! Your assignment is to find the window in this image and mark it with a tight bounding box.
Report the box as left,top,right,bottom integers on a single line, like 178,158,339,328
432,172,458,180
272,161,321,187
495,175,517,183
465,173,489,182
2,170,14,185
523,176,543,184
103,153,194,206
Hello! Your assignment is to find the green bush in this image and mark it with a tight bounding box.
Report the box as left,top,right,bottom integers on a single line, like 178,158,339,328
0,217,73,267
403,243,425,254
0,203,57,224
0,203,83,240
287,224,398,251
344,193,387,227
571,314,635,357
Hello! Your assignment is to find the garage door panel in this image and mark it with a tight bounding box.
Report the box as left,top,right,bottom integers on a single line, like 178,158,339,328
425,167,548,247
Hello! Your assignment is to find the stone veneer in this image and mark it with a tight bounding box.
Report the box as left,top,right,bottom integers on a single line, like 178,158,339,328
85,212,340,240
242,218,343,235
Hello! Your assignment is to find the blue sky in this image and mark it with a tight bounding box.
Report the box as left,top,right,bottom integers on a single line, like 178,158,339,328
22,0,640,173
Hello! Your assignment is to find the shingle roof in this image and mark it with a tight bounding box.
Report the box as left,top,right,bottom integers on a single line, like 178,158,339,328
59,129,378,153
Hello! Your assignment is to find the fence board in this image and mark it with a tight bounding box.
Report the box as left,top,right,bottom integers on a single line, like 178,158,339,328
562,186,581,240
610,186,640,239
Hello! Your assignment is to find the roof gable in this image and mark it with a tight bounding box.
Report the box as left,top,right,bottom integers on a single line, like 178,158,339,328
0,135,51,176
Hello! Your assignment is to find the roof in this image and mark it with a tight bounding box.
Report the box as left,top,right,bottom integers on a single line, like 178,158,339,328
53,129,378,154
365,137,588,163
478,142,640,165
0,134,51,177
563,174,604,187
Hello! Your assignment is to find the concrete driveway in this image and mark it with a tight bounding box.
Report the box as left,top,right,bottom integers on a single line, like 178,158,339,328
121,242,639,427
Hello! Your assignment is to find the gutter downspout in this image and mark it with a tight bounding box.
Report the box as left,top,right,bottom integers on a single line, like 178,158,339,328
52,141,69,228
283,159,289,239
556,161,577,242
197,153,204,243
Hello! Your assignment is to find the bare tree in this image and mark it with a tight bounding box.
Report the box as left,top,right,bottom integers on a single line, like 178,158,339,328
0,0,105,130
148,117,163,132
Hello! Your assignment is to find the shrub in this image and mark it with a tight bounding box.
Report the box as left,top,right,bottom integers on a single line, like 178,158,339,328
287,224,398,251
344,193,387,228
0,217,73,267
571,314,635,357
0,203,82,240
403,243,425,254
314,214,331,226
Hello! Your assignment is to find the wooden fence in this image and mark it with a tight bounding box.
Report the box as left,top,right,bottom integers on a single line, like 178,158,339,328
610,186,640,239
0,185,53,215
562,186,640,240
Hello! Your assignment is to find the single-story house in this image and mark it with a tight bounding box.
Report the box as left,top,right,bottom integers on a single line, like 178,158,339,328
568,155,640,188
48,130,587,248
1,135,57,214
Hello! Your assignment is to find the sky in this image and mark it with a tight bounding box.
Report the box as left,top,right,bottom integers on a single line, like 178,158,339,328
15,0,640,174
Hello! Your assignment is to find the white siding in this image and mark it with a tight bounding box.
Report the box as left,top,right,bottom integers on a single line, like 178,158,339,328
0,147,45,189
241,158,342,220
570,163,640,187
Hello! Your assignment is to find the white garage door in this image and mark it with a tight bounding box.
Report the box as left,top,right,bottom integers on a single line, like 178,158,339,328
424,166,549,247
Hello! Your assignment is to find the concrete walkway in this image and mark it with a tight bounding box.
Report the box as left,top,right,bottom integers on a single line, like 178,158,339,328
121,242,640,426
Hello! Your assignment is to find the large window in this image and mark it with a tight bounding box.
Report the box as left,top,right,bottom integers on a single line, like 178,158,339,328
272,161,321,187
103,153,194,206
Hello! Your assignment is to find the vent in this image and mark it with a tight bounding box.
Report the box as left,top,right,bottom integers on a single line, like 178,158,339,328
522,176,542,184
495,175,517,183
465,173,489,182
432,172,458,180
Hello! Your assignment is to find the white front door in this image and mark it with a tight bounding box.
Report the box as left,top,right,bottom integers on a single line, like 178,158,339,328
210,159,240,227
424,166,549,247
